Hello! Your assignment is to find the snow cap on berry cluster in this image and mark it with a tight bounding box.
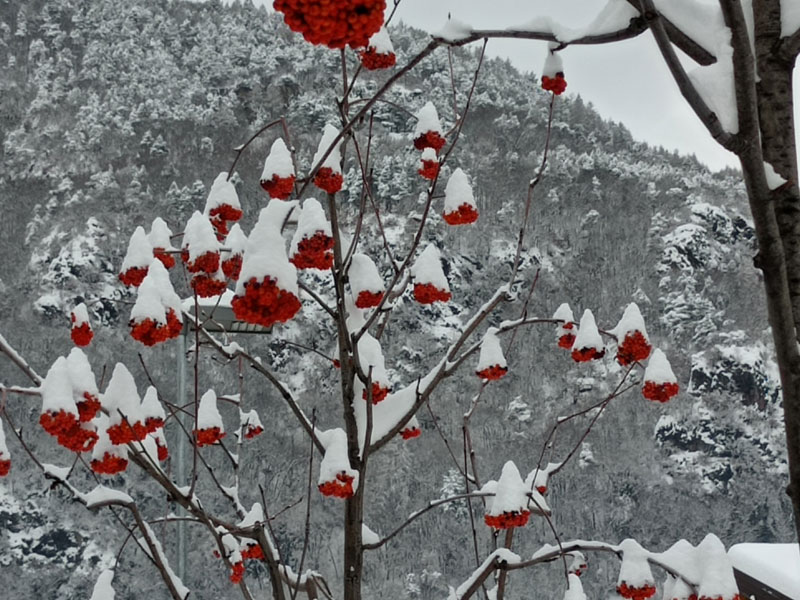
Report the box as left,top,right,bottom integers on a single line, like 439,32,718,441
348,253,385,301
413,102,444,139
41,356,79,417
148,217,175,251
71,303,90,326
290,198,332,255
141,386,165,424
262,138,295,179
103,363,142,425
131,268,168,325
696,534,739,600
485,461,529,517
476,329,507,372
367,26,394,54
643,349,677,385
235,205,299,296
223,224,248,258
543,42,564,78
66,348,99,398
572,309,603,351
444,168,477,214
312,124,343,172
183,212,221,263
612,303,648,339
563,574,587,600
317,428,359,490
120,226,153,274
617,539,656,598
197,389,224,432
203,172,242,219
91,414,129,462
90,569,116,600
553,302,575,323
411,244,449,290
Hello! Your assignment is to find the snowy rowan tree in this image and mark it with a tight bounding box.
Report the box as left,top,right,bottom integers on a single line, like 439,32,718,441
0,1,791,600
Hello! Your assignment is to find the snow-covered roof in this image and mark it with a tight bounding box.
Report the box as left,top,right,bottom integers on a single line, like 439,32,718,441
728,543,800,600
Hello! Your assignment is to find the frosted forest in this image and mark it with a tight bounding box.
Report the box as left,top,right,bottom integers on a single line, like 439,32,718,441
0,1,799,599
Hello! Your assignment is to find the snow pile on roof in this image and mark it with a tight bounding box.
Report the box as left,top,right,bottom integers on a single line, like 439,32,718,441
729,542,800,599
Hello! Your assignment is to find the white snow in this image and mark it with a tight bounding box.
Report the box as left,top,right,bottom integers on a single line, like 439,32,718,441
572,309,604,353
477,329,507,371
518,0,638,43
0,416,7,457
204,172,241,215
729,543,800,599
235,206,298,294
90,569,116,600
485,461,528,516
411,244,449,289
141,386,165,422
688,53,739,134
66,348,99,397
563,573,587,600
91,415,128,462
552,303,575,323
764,162,788,190
197,389,224,431
611,303,648,339
102,363,141,420
455,549,520,598
223,223,248,257
618,539,655,587
317,428,359,490
82,486,134,509
644,349,677,384
71,302,90,326
782,0,800,37
356,332,390,391
239,503,265,528
262,137,295,179
120,226,153,271
140,523,190,599
131,269,168,324
290,197,332,255
148,217,174,250
432,18,473,42
421,147,438,162
362,524,381,545
348,253,384,296
444,168,477,214
182,211,220,261
413,101,444,137
312,124,343,171
696,534,738,600
148,259,183,315
542,43,564,77
41,356,79,415
654,0,728,56
367,26,394,54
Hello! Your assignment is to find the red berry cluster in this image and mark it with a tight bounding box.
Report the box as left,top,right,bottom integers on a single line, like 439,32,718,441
191,273,228,298
0,458,10,477
616,330,652,366
229,561,245,584
642,381,679,403
274,0,386,49
196,426,226,447
40,410,99,452
290,231,334,270
313,167,344,194
40,410,79,437
210,216,228,241
360,48,396,70
400,426,421,440
130,311,181,347
90,452,128,475
209,204,243,223
363,381,389,404
443,203,479,226
536,485,548,495
244,425,263,439
232,277,302,328
71,322,93,347
182,250,220,275
418,159,440,181
241,544,265,561
119,266,149,287
571,346,605,363
617,583,657,600
153,248,176,269
222,255,243,280
156,440,169,462
541,73,567,95
355,290,383,309
319,472,355,498
413,131,446,153
476,365,508,381
484,509,531,529
260,174,296,200
77,393,101,422
107,419,147,445
413,283,451,304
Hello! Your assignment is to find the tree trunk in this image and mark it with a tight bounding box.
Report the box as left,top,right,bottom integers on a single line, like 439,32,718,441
343,487,364,600
753,0,800,543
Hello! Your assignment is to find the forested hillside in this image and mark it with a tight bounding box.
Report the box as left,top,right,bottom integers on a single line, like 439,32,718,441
0,1,793,598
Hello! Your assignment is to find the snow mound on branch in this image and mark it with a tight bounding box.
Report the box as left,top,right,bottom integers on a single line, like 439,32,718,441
564,574,587,600
368,27,394,53
432,18,473,42
520,0,638,43
90,569,116,600
312,124,342,171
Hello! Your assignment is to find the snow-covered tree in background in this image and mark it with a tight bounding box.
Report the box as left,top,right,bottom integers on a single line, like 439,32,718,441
0,0,793,599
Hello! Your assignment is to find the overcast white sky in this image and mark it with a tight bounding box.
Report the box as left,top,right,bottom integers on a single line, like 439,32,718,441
246,0,800,172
